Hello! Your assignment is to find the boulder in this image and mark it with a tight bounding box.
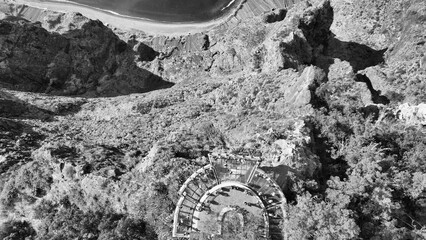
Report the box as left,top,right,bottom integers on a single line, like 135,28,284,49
289,65,326,107
397,103,426,126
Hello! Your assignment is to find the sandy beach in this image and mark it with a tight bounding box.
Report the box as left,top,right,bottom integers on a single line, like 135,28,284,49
9,0,242,35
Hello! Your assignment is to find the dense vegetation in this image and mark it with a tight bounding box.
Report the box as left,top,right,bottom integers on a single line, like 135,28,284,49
286,73,426,239
33,198,156,240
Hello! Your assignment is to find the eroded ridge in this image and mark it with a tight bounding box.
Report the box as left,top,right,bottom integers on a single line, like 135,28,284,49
173,152,287,239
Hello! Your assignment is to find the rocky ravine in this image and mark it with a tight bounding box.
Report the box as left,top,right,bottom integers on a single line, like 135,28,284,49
0,0,425,239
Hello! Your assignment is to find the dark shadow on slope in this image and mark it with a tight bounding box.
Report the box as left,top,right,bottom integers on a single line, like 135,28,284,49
0,92,53,121
0,117,26,135
260,165,300,203
0,89,90,117
323,35,387,72
355,74,390,104
311,131,349,191
0,117,46,174
136,42,160,61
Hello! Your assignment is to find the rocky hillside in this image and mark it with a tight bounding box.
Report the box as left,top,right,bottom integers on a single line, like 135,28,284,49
0,0,425,239
0,14,171,96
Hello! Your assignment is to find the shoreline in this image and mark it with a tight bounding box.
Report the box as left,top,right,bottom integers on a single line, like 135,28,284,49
48,0,239,23
7,0,245,36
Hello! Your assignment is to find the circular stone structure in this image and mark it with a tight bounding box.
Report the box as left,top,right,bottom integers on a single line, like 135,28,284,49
173,153,287,240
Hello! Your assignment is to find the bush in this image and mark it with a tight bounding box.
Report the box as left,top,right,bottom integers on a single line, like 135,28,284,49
0,220,36,240
34,199,157,240
286,192,359,240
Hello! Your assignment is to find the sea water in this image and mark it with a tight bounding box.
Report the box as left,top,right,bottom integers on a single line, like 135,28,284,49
67,0,237,22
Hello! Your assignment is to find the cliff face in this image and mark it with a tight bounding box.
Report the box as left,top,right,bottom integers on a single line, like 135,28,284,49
0,0,425,239
0,15,171,96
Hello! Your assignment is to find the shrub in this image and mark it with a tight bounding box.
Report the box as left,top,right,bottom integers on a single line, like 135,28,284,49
0,220,36,240
34,199,157,240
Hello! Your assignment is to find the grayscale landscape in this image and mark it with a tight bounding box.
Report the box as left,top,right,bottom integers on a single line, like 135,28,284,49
0,0,425,239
